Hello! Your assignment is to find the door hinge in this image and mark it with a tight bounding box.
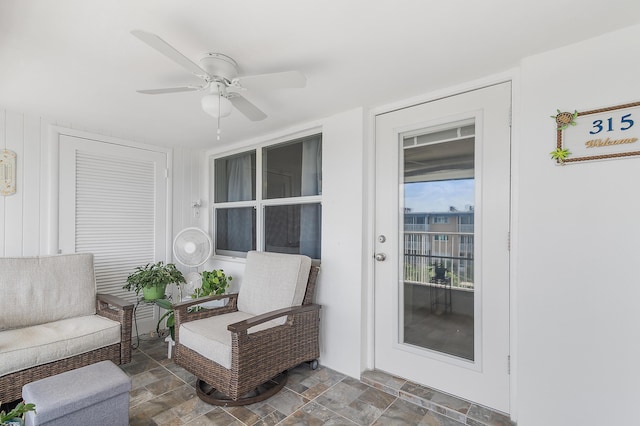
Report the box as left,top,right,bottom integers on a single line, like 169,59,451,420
508,106,512,127
507,232,511,251
507,355,511,375
164,168,169,179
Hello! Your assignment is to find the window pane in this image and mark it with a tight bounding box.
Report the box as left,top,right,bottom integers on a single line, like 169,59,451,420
263,134,322,199
265,203,321,259
215,207,256,256
214,152,256,203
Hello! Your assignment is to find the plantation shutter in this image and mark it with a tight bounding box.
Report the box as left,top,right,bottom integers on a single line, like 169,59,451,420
59,135,168,329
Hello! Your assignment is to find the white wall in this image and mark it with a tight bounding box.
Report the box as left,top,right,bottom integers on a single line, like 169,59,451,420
515,24,640,425
172,147,205,249
316,108,366,377
202,108,366,378
0,110,47,256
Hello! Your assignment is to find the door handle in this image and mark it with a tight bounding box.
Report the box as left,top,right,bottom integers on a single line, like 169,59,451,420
375,253,386,261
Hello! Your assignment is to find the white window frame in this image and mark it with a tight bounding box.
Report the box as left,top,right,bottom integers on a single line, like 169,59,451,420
210,130,322,260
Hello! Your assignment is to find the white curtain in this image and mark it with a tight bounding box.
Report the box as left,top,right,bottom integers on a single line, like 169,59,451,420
227,154,252,251
300,137,322,258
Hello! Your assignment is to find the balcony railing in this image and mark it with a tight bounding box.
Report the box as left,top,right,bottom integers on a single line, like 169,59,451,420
404,224,429,232
458,224,474,233
404,231,474,290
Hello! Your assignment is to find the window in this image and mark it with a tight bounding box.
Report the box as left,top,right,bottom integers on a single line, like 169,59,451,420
434,235,449,241
433,216,448,224
212,133,322,259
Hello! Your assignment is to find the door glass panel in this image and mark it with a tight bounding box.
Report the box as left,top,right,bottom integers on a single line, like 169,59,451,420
402,119,475,360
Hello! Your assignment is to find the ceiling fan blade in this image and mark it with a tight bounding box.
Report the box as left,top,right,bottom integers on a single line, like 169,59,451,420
237,70,306,90
136,87,200,95
229,94,267,121
131,30,208,78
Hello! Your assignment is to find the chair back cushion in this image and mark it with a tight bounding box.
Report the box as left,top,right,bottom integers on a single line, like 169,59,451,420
0,253,97,331
237,251,311,316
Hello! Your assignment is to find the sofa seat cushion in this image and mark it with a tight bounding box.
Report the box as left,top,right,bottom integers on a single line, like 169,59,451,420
179,311,282,370
0,315,121,376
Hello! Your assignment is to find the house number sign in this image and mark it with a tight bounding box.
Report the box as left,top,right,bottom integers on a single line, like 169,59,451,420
0,150,16,195
550,101,640,164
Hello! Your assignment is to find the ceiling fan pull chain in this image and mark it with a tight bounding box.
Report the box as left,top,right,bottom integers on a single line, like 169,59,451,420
217,86,222,141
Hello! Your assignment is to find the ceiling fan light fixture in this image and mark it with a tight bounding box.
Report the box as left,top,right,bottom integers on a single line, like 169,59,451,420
201,94,232,118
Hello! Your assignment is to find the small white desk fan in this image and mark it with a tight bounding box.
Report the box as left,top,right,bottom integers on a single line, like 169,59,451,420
173,227,213,298
166,227,213,357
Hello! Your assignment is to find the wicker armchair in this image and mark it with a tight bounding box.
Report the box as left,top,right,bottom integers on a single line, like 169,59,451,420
173,251,320,406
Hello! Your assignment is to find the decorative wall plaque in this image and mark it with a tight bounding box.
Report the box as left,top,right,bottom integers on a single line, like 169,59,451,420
551,101,640,164
0,149,16,195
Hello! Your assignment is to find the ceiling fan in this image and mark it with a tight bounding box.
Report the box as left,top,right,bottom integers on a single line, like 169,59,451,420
131,30,306,122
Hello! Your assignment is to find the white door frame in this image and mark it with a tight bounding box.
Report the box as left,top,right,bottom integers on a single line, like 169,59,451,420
365,71,519,421
46,126,173,257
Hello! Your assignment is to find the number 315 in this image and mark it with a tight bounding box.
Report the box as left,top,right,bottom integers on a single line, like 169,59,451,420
590,113,634,134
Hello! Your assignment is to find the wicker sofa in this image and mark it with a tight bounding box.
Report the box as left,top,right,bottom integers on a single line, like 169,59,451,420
0,253,133,402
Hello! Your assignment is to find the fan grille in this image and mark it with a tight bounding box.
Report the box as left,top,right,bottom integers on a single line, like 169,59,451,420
173,227,213,267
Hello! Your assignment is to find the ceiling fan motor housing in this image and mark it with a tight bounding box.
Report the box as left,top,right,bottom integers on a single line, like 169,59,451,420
200,53,239,82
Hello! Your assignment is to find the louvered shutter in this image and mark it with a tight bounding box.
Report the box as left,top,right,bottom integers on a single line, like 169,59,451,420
59,135,168,329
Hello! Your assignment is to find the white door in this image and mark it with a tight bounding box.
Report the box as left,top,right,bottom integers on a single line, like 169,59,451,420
374,83,511,412
59,134,169,332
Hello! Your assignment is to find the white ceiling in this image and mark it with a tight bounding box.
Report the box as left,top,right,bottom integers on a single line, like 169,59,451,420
2,0,639,149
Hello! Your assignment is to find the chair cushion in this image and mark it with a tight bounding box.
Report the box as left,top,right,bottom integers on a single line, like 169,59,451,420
179,311,283,369
0,253,97,331
237,251,311,320
0,315,121,376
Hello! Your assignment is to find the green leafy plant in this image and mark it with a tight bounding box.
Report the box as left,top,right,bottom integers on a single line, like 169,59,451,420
155,269,232,340
192,269,232,298
123,261,186,300
1,401,36,425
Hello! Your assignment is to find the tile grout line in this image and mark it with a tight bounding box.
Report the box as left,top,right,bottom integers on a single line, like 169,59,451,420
371,396,400,426
273,374,358,426
365,374,473,426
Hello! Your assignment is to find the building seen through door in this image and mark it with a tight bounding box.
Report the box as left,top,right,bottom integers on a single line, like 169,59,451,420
402,122,475,361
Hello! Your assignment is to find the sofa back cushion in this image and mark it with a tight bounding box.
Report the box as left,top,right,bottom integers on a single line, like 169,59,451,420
0,253,97,331
237,251,311,317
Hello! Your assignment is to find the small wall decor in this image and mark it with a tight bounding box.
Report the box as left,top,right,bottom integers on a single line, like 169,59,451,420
0,149,16,195
551,101,640,164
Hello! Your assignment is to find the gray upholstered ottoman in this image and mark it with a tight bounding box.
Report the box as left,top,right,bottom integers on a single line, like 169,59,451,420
22,360,131,426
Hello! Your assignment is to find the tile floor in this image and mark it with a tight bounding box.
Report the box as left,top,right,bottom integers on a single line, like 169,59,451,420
122,336,514,425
